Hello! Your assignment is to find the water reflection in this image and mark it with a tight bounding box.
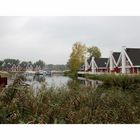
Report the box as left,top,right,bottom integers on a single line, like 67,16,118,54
25,75,102,92
8,74,102,92
77,77,102,89
45,75,71,87
34,74,46,82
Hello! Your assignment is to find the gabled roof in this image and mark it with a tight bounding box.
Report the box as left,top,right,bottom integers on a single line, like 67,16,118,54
87,57,92,65
94,58,108,67
126,48,140,65
79,64,84,70
112,52,120,63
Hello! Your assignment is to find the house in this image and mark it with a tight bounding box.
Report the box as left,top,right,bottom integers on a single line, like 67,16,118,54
79,46,140,75
11,64,17,72
26,63,33,71
94,58,108,73
79,64,85,71
82,57,108,74
16,64,21,71
108,51,121,73
117,47,140,74
34,65,41,72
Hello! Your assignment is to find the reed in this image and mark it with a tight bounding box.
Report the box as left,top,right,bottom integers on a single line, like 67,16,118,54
84,74,140,90
0,78,140,124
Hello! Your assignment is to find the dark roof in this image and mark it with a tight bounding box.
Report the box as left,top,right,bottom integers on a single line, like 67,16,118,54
112,52,120,63
87,57,92,65
126,48,140,65
79,64,84,71
94,58,108,67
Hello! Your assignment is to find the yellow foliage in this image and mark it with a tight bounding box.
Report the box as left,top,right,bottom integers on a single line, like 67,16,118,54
68,42,87,72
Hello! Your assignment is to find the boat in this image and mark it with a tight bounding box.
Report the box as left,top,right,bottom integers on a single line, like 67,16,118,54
35,70,47,76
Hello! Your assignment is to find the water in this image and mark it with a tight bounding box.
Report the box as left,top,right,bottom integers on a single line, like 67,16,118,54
77,77,102,88
8,74,102,92
30,75,102,91
25,75,72,92
46,75,71,87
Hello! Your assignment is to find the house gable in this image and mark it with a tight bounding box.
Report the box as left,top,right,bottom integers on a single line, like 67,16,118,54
94,58,108,68
112,52,120,64
126,48,140,66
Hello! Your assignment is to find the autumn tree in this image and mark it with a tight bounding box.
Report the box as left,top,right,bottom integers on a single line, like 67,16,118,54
87,46,101,58
68,42,87,73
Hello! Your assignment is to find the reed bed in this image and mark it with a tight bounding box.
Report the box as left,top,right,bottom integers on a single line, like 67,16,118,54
0,71,10,77
84,74,140,90
0,77,140,124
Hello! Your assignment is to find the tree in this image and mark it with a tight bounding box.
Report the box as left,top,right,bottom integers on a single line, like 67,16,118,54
0,60,3,70
0,60,3,67
3,59,20,68
68,42,87,73
87,46,101,58
34,60,46,70
20,61,28,68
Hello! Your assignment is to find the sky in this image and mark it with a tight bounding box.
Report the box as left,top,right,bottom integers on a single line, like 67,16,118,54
0,16,140,64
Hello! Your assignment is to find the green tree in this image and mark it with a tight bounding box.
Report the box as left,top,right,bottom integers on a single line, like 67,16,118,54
34,60,46,70
20,61,28,68
0,60,3,70
87,46,101,58
68,42,86,73
0,60,3,67
3,59,20,68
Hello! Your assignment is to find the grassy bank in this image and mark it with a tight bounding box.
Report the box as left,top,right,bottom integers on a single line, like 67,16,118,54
79,73,140,90
64,70,78,78
0,78,140,124
0,71,10,77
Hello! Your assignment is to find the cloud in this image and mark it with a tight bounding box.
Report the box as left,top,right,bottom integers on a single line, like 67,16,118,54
0,16,140,64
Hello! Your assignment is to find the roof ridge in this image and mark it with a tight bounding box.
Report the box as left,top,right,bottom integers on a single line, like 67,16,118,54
126,48,140,49
95,57,108,59
113,52,120,53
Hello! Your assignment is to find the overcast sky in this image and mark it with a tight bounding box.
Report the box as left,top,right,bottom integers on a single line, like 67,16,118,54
0,16,140,64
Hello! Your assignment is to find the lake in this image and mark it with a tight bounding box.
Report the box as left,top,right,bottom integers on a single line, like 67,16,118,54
24,75,71,92
25,75,102,92
8,74,102,93
44,75,72,87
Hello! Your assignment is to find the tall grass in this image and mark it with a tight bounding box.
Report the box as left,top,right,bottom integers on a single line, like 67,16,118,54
0,71,10,77
1,77,140,124
84,74,140,90
64,71,78,79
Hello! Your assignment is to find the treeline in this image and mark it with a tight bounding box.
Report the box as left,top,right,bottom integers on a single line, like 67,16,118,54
0,59,46,70
46,64,68,71
0,58,68,71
